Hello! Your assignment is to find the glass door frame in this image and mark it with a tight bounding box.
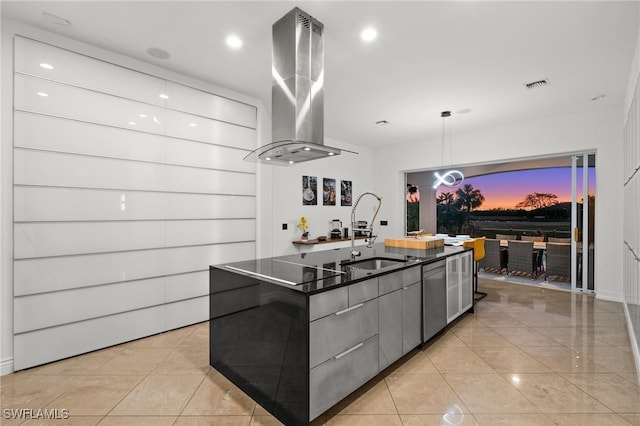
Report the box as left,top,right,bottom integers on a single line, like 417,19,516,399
571,153,594,293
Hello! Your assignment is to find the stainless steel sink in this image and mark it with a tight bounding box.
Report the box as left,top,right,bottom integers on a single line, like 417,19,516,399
344,257,407,270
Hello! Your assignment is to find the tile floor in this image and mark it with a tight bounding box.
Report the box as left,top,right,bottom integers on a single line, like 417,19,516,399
2,279,640,425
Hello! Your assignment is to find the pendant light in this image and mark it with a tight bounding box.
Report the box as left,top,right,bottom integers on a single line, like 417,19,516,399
433,110,464,189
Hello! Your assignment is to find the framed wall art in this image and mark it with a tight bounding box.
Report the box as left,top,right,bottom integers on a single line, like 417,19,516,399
323,178,336,206
341,180,352,206
302,176,317,205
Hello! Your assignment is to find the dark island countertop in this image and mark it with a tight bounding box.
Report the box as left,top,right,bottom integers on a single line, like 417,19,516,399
212,242,469,294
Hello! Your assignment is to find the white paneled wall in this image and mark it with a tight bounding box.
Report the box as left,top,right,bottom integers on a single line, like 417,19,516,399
12,37,257,369
623,74,640,360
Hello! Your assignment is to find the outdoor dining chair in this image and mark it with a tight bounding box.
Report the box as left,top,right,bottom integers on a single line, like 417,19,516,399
507,240,539,278
479,238,508,275
545,242,572,281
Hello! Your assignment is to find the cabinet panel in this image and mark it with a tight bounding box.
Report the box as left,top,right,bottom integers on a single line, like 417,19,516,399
378,290,402,370
14,111,165,164
166,81,257,128
15,36,167,106
15,219,255,259
348,277,378,305
309,335,378,421
446,251,473,324
447,255,461,322
309,299,378,368
15,274,168,332
379,271,403,295
460,251,473,313
165,108,257,151
15,74,167,135
14,242,254,296
402,282,422,355
402,266,421,285
15,149,256,196
423,260,447,342
309,287,348,321
15,111,255,173
16,187,255,222
14,303,167,370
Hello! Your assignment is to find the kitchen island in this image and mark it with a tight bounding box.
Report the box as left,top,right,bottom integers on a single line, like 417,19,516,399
209,242,473,425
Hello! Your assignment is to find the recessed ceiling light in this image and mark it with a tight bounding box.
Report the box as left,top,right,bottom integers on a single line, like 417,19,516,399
42,12,70,27
146,47,171,60
189,123,197,127
139,113,147,118
226,35,243,49
158,93,169,99
36,92,48,97
128,121,136,126
39,63,54,70
289,160,295,164
360,27,378,42
375,120,389,126
303,147,311,151
265,157,272,161
327,152,335,156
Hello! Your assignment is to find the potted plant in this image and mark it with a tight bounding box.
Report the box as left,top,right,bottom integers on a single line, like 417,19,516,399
298,216,309,240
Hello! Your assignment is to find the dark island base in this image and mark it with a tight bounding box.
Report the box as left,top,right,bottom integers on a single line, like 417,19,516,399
210,270,309,425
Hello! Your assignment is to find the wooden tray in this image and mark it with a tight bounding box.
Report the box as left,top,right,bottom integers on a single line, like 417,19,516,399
384,236,445,250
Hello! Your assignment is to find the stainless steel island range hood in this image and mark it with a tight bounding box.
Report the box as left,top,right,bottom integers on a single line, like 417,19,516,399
244,7,351,166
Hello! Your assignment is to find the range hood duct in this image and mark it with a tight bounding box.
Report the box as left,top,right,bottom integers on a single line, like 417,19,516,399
244,7,351,166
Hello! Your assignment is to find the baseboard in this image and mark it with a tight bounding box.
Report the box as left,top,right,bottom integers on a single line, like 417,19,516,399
594,291,625,303
0,357,14,376
623,303,640,385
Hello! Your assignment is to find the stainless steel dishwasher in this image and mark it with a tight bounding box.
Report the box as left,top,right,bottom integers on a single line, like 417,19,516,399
422,260,447,342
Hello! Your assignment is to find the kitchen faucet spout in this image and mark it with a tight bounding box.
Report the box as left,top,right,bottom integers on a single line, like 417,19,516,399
351,192,382,257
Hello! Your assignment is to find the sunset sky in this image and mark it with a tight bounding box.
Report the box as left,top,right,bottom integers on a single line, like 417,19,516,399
435,167,596,210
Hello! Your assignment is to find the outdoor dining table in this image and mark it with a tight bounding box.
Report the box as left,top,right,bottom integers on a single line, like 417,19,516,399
499,240,547,250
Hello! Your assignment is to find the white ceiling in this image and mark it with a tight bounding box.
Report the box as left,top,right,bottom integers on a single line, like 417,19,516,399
2,1,639,149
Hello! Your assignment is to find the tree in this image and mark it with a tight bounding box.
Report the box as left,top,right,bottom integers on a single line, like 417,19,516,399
515,192,559,210
455,184,485,212
436,192,455,211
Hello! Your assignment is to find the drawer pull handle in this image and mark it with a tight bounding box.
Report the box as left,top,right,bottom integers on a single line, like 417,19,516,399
335,303,364,316
334,342,364,360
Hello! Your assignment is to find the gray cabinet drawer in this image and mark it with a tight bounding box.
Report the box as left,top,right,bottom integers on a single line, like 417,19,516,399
309,287,348,321
309,335,378,421
349,277,378,305
309,298,378,368
379,271,403,295
403,266,421,285
379,265,420,295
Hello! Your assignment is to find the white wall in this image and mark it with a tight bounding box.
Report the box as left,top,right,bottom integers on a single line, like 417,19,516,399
260,139,375,258
372,106,624,301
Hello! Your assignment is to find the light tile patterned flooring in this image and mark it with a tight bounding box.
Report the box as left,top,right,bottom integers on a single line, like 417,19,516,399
2,279,640,425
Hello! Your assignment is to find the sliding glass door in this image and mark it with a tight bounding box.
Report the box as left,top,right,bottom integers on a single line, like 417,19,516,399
571,153,595,292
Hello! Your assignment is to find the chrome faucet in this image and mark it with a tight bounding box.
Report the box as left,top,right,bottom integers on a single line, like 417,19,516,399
351,192,382,257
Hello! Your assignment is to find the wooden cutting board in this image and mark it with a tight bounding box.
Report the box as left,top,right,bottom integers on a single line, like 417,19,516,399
384,237,445,250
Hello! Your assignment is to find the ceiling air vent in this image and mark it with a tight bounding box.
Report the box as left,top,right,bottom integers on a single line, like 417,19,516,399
524,79,550,89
